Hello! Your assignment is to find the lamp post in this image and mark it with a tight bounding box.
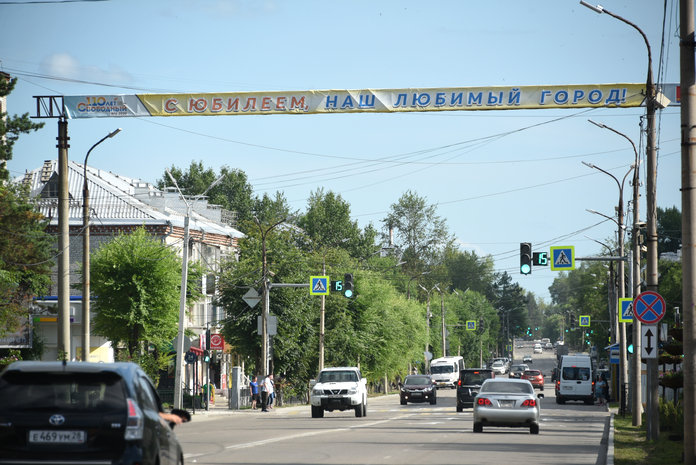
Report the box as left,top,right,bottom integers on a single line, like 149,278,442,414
254,216,288,377
169,171,225,410
588,119,643,426
580,0,659,438
81,128,121,362
582,160,633,414
419,283,440,371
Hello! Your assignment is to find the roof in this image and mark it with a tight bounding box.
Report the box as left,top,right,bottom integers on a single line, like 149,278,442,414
14,160,243,240
1,360,142,377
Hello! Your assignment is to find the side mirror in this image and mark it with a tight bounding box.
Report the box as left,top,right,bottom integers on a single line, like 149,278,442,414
361,377,367,384
309,379,317,388
398,382,403,388
537,393,544,399
167,408,191,428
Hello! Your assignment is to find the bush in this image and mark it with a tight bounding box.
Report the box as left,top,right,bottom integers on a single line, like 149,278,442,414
659,398,683,434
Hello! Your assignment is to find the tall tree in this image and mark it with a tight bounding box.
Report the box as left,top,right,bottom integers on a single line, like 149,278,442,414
298,188,379,260
0,184,53,336
158,161,256,224
382,190,453,274
0,74,44,182
657,206,681,255
89,227,202,357
443,247,496,301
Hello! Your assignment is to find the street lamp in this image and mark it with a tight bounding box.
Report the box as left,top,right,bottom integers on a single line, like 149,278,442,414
579,2,660,438
254,216,290,377
81,128,121,362
582,159,633,415
169,171,225,410
587,119,644,426
419,283,440,371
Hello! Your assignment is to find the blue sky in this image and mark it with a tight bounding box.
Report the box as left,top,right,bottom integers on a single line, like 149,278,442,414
1,0,683,301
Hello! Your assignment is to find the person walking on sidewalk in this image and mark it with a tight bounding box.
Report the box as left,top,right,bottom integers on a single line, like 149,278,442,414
249,375,259,409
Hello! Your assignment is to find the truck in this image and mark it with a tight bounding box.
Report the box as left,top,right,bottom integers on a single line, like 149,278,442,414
309,367,368,418
429,356,465,389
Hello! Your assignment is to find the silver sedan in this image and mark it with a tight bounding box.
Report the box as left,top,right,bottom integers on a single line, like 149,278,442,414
473,378,542,434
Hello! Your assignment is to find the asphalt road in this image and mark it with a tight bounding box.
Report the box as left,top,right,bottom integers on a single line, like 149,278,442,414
176,351,610,465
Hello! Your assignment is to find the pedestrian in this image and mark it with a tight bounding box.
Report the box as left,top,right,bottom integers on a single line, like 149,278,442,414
249,375,259,409
268,374,275,409
263,373,275,411
261,374,274,411
596,375,607,406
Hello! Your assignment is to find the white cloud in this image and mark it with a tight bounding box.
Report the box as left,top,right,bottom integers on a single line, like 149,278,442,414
39,53,133,86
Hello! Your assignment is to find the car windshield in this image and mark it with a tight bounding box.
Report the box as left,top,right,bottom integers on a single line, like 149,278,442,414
562,366,591,381
404,376,431,385
0,371,126,412
480,381,533,394
430,365,453,374
511,365,526,371
492,361,504,366
461,372,491,385
318,370,358,383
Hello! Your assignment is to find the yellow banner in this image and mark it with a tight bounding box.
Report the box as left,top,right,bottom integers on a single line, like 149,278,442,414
64,84,645,118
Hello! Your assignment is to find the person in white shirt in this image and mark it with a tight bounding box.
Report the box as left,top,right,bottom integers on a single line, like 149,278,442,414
261,374,274,412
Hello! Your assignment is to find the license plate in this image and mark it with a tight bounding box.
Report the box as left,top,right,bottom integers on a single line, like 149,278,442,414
499,400,515,408
411,392,422,397
29,430,86,444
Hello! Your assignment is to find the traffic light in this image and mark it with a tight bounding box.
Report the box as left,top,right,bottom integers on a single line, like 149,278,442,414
570,314,576,330
205,328,211,350
520,242,532,275
343,273,354,298
478,318,485,334
627,325,634,354
203,350,210,363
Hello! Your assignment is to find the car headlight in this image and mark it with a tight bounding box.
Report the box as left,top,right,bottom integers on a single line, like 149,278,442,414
348,387,358,394
312,388,323,396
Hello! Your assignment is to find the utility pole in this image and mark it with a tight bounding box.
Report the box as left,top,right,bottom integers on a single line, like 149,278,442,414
679,0,695,461
57,117,70,361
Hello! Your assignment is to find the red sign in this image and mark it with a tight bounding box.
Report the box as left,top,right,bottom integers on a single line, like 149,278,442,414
210,333,225,351
633,291,666,325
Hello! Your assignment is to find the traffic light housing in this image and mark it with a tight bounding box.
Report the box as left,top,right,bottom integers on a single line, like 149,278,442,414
203,350,210,363
520,242,532,275
205,328,211,350
627,325,634,354
478,318,485,333
343,273,354,298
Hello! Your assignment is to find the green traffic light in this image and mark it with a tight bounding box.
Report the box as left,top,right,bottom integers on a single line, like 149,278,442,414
344,289,353,298
520,263,531,274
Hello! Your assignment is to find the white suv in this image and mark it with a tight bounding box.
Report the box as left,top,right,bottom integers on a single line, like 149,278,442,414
310,367,368,418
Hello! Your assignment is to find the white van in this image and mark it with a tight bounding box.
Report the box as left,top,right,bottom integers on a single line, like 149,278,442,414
555,354,594,404
429,356,465,389
533,343,543,354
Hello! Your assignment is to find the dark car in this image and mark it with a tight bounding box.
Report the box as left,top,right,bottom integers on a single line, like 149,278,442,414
508,364,529,379
400,374,437,405
0,361,190,465
456,368,494,412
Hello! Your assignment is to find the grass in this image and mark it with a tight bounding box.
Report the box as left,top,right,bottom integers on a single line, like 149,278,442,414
613,410,684,465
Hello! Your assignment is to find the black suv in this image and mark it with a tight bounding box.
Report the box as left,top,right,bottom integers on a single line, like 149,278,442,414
0,361,190,465
455,368,494,411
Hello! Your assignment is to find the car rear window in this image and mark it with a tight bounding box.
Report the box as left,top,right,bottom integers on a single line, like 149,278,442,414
562,366,591,381
461,371,492,385
525,370,541,376
0,371,127,412
480,381,533,394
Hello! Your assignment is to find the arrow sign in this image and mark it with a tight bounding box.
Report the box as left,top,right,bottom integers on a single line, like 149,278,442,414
641,325,657,359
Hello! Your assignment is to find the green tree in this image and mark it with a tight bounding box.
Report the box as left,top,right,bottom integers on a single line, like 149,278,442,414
0,184,53,336
89,227,202,357
0,75,45,181
298,188,379,261
443,247,496,301
382,190,453,275
657,206,681,255
158,161,256,224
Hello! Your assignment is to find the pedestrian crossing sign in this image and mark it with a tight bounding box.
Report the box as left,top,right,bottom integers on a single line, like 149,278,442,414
550,246,575,271
579,315,590,327
310,276,329,295
466,320,476,331
619,298,634,323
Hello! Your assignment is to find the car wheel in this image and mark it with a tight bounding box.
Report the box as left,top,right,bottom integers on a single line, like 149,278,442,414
311,406,324,418
430,397,436,405
530,423,540,434
355,403,363,417
584,397,594,405
401,398,407,405
473,422,483,433
540,386,544,391
556,396,565,405
456,404,463,412
363,401,367,417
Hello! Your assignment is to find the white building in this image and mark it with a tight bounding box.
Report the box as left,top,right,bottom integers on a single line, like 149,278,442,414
15,160,244,362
